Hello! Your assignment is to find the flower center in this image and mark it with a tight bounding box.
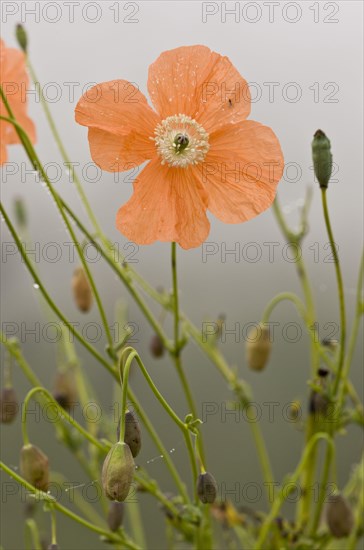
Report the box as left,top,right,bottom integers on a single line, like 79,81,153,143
153,114,210,168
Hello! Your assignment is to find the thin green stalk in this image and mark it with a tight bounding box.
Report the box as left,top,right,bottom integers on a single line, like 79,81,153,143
254,433,334,549
26,58,105,243
0,103,113,356
25,520,42,550
171,243,205,469
321,188,346,395
21,386,109,453
0,462,138,548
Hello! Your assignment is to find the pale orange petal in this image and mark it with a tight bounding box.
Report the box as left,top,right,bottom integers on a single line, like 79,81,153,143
198,121,284,223
148,45,250,132
116,159,210,249
0,40,36,146
75,80,159,167
88,127,156,170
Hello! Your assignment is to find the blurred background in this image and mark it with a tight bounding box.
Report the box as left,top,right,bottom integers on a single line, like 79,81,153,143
1,1,363,548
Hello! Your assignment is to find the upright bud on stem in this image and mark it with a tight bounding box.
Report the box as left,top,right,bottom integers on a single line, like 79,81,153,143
197,472,218,504
15,24,28,53
20,444,49,491
72,267,93,313
102,442,134,501
246,323,272,371
149,334,164,358
312,130,332,189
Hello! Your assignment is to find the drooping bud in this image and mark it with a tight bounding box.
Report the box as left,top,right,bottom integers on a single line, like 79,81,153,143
245,323,272,371
149,334,164,358
52,370,78,411
101,442,134,501
107,501,124,531
16,24,28,53
0,387,19,423
197,472,218,504
72,266,93,313
326,494,354,538
20,444,49,491
13,197,28,229
312,130,332,189
116,410,142,458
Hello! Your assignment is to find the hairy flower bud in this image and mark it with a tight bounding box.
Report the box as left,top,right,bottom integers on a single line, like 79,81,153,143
326,494,354,538
116,411,142,458
0,387,19,423
16,24,28,53
245,324,272,371
149,334,164,358
312,130,332,189
52,370,78,411
20,444,49,491
107,501,124,531
197,472,218,504
102,442,134,501
72,267,93,313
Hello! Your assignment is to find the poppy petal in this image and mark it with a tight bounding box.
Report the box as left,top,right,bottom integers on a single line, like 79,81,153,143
199,121,284,223
147,45,250,132
116,159,210,249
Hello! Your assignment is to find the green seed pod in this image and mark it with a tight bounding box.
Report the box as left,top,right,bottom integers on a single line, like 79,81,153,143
102,442,135,501
15,24,28,53
197,472,218,504
52,370,78,411
326,494,354,538
107,501,124,532
13,197,27,229
245,324,272,371
20,444,49,492
117,411,142,458
312,129,332,189
72,266,93,313
0,387,19,423
149,334,164,358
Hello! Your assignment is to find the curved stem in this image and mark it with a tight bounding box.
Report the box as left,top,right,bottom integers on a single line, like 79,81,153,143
21,387,108,453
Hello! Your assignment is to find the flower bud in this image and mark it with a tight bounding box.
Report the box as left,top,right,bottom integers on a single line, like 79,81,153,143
102,442,134,501
0,387,19,423
149,334,164,358
72,267,93,313
107,501,124,531
52,370,77,411
197,472,217,504
20,444,49,491
13,197,27,229
326,494,354,538
245,324,272,371
312,130,332,189
116,411,142,458
16,24,28,53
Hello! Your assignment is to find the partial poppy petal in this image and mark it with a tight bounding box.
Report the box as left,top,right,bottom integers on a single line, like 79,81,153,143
147,45,250,132
88,127,156,171
116,159,210,249
0,40,36,155
75,80,159,167
198,121,284,223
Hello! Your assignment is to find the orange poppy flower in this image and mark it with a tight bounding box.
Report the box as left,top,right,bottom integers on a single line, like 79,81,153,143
0,39,36,165
75,45,284,249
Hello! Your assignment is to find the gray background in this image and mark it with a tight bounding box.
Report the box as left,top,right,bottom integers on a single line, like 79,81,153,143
1,1,363,548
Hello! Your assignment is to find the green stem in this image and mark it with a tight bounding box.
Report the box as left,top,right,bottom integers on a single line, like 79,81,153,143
0,462,139,548
26,59,106,243
171,243,205,470
254,433,334,549
21,387,108,453
25,520,42,550
50,505,57,545
321,188,346,395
